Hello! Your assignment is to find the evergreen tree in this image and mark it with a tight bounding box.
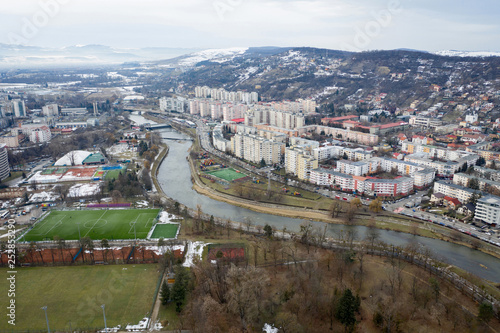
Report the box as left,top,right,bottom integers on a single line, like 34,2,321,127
172,265,190,312
478,302,494,323
336,288,359,332
160,280,170,305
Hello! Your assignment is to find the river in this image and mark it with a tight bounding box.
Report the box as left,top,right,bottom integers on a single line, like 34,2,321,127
130,113,500,282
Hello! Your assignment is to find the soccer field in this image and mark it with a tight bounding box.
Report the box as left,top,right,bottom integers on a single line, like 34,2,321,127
21,209,161,242
0,265,159,330
150,223,179,239
205,168,247,181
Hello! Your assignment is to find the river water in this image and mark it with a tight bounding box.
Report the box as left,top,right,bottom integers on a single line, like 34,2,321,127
130,113,500,282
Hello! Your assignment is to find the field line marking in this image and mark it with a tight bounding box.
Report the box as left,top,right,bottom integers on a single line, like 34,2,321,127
30,213,58,235
42,215,67,236
83,210,107,238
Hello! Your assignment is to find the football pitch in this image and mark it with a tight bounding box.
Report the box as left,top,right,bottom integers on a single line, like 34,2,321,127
150,223,179,239
205,168,247,181
21,209,161,242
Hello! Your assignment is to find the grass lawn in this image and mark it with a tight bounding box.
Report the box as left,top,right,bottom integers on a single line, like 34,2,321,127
150,224,179,239
21,209,160,242
0,265,160,330
105,169,123,180
205,168,247,181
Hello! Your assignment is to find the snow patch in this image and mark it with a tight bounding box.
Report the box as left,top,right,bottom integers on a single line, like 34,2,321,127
68,183,101,198
263,323,278,333
29,191,59,203
434,50,500,58
125,317,149,331
179,47,248,66
54,150,92,166
183,241,208,267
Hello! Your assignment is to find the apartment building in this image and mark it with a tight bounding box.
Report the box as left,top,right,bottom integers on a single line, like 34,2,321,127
159,96,186,113
42,104,59,116
11,124,52,143
475,195,500,225
453,173,500,192
285,146,318,181
404,153,478,177
409,116,442,128
194,86,259,104
433,181,479,204
230,133,284,165
310,169,413,197
336,160,369,176
297,125,380,146
0,144,9,180
212,125,230,152
12,99,26,117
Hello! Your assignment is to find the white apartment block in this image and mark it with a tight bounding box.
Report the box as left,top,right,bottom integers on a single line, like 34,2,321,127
12,100,26,117
297,125,380,146
159,96,186,113
401,142,469,162
475,195,500,225
285,146,318,181
0,144,9,180
413,168,436,189
29,126,52,143
409,116,442,128
336,160,369,176
11,124,52,143
404,153,478,177
290,137,320,148
244,108,305,130
453,173,500,192
313,146,343,161
310,169,413,197
211,103,222,119
433,181,478,204
230,133,284,165
194,86,259,104
212,125,230,152
42,104,59,116
189,100,200,115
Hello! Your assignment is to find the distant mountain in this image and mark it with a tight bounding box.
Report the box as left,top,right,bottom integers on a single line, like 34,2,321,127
0,44,202,69
434,50,500,58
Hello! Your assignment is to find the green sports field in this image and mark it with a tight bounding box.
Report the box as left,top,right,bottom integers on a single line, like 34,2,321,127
21,209,160,242
150,223,179,239
205,168,247,181
0,265,159,330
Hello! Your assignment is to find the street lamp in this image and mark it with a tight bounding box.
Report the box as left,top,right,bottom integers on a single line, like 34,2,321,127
101,304,108,333
41,306,50,333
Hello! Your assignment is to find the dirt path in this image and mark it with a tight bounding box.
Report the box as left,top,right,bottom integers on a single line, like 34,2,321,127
149,271,166,330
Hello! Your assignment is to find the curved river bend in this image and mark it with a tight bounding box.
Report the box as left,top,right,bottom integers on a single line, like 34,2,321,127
130,114,500,283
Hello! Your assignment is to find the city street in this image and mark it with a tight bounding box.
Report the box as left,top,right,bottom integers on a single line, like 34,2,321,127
192,118,500,247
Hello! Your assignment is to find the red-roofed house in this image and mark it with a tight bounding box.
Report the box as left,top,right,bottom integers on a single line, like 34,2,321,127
393,153,404,160
444,196,462,209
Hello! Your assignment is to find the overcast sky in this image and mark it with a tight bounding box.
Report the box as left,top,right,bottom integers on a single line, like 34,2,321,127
1,0,499,52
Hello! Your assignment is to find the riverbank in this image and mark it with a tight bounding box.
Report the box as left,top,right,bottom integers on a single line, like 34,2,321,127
143,112,500,260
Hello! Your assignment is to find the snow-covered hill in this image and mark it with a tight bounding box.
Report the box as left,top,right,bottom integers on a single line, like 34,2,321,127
434,50,500,58
178,47,249,66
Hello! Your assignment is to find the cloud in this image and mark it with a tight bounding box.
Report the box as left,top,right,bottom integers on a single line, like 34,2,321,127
0,0,498,51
